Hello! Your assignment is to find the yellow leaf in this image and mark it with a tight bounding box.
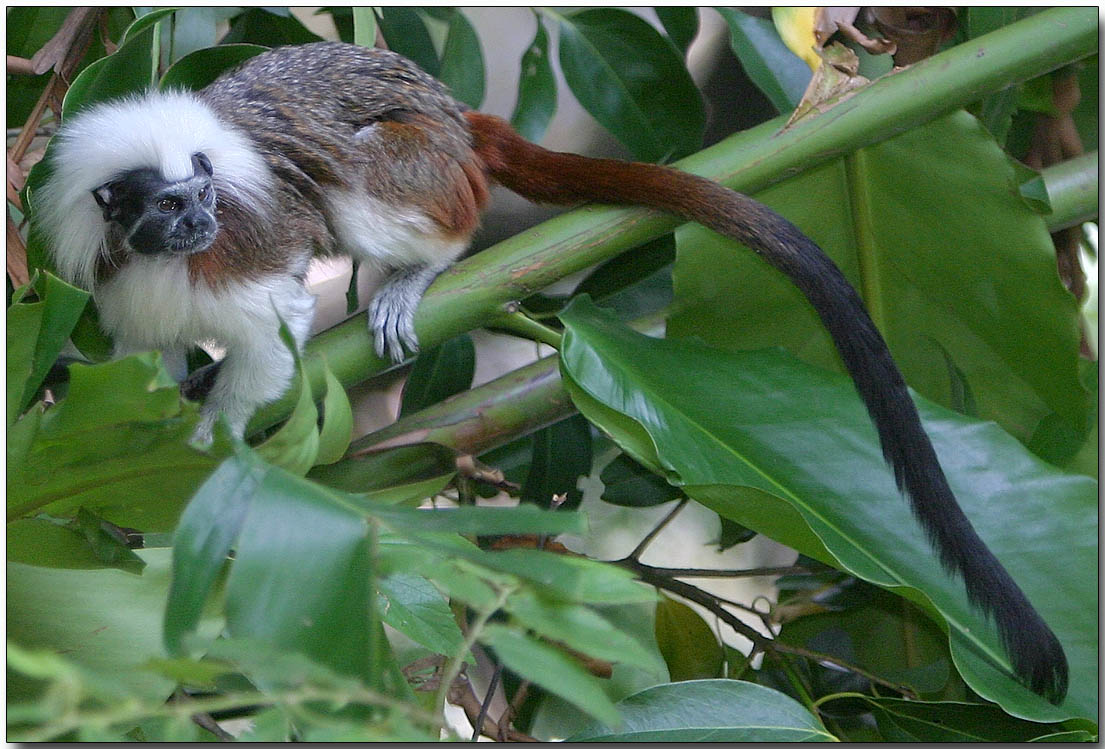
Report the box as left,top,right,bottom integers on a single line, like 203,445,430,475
772,7,822,70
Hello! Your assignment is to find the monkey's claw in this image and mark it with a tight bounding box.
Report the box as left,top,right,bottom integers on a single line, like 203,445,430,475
368,264,444,363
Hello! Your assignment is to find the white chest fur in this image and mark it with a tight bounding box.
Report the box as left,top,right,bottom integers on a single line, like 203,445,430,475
97,257,316,354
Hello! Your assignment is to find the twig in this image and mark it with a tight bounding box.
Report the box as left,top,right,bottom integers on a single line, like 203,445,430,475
190,712,235,742
434,585,514,719
618,557,918,699
471,662,503,741
626,497,687,561
448,673,538,742
497,679,531,743
7,55,35,76
631,562,810,579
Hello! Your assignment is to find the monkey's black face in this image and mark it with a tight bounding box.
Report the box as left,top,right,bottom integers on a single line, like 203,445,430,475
92,152,219,256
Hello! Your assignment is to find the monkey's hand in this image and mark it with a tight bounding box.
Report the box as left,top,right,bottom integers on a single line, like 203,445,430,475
368,263,447,363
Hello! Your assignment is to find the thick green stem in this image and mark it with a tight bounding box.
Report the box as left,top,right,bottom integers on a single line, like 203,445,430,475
1040,151,1099,232
248,8,1097,435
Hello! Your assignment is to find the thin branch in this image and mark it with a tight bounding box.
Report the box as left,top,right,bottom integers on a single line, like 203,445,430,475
7,55,36,75
626,498,688,562
448,672,538,742
618,557,918,699
632,562,810,579
497,679,531,743
471,662,503,741
488,307,563,350
190,712,235,742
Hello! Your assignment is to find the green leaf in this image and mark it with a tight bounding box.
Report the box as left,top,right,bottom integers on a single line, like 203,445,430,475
670,111,1088,438
599,453,682,507
314,359,354,466
655,7,699,56
778,584,952,695
352,7,377,48
559,297,1096,720
7,273,89,421
63,19,158,115
460,548,655,605
575,234,675,320
7,355,225,532
481,623,622,727
9,549,195,702
219,8,324,47
254,359,320,476
437,10,484,109
159,43,268,90
309,443,456,497
521,414,592,509
717,8,810,113
569,679,835,741
8,516,131,570
399,335,475,417
510,16,557,143
71,507,147,573
378,572,465,655
376,7,439,76
121,7,179,46
653,595,724,681
164,450,258,655
555,8,705,162
852,696,1081,742
222,456,382,683
369,503,586,538
505,590,664,672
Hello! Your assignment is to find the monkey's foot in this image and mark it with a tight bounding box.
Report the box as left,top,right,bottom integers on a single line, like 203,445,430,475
368,264,444,363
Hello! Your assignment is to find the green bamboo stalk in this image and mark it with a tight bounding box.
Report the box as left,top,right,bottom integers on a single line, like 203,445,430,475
248,7,1097,434
355,354,570,455
1041,151,1099,232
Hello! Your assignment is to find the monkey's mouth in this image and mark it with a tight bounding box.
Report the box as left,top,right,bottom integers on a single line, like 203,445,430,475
165,232,216,255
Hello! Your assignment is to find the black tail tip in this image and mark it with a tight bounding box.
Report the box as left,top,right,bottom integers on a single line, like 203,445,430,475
1000,609,1069,705
1013,635,1069,705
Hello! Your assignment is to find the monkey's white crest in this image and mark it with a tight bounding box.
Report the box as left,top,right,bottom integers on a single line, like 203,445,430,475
33,89,273,290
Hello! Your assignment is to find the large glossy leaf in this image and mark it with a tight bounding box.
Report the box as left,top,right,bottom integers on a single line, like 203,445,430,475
63,18,158,113
569,679,835,741
555,8,705,162
559,297,1096,721
219,7,323,47
670,111,1087,441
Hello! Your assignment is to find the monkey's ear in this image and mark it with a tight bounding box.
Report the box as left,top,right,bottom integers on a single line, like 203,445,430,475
91,183,115,219
192,152,213,177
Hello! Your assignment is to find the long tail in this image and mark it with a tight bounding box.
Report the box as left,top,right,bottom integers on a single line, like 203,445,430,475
465,112,1068,703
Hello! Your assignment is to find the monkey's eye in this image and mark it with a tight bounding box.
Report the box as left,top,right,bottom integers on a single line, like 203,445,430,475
157,197,182,212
